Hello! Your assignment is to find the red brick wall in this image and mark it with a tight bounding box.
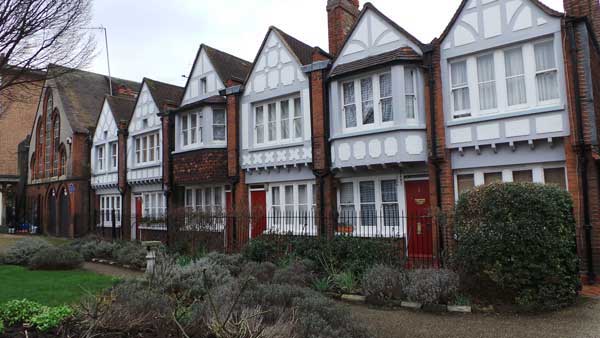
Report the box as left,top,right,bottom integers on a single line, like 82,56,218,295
564,0,600,43
326,0,359,56
0,79,42,177
171,149,228,185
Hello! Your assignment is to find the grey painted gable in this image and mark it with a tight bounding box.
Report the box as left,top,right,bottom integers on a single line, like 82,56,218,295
181,47,226,105
239,30,312,172
441,0,562,58
333,7,422,69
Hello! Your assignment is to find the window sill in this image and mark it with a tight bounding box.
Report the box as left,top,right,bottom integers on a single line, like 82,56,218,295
132,162,161,170
173,144,226,155
250,140,306,152
447,104,565,127
330,124,426,141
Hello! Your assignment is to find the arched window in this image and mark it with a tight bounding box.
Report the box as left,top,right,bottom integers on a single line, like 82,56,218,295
44,92,53,178
36,119,43,178
30,153,36,180
59,145,66,176
52,112,60,176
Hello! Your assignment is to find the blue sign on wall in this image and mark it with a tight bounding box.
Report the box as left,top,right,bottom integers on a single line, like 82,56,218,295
68,183,75,193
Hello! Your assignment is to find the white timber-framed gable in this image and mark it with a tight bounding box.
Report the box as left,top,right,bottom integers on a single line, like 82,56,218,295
327,4,428,170
126,81,163,185
440,0,570,176
240,28,313,179
440,0,569,153
91,99,119,188
332,5,423,68
180,46,226,105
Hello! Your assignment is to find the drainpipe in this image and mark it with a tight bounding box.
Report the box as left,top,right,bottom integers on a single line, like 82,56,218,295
567,19,596,284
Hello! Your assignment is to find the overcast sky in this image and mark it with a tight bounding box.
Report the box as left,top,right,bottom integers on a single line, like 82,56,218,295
88,0,564,87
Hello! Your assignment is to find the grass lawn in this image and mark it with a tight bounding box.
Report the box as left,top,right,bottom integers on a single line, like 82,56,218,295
0,265,116,306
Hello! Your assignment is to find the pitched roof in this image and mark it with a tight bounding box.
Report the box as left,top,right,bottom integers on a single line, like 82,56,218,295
144,78,184,113
329,47,422,78
48,65,140,133
439,0,563,42
106,95,136,124
173,95,226,114
270,26,315,66
203,45,252,83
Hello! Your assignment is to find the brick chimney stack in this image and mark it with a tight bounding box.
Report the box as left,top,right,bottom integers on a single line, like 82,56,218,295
327,0,360,57
564,0,600,42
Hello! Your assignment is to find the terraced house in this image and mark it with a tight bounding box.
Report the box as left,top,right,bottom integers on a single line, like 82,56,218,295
91,94,138,239
126,78,183,241
164,45,251,244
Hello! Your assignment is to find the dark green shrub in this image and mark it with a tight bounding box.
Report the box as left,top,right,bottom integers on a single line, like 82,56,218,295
205,252,246,276
404,269,459,305
454,182,580,310
240,261,277,283
2,238,52,265
112,241,146,268
272,260,314,287
28,246,84,270
242,238,285,262
362,264,406,303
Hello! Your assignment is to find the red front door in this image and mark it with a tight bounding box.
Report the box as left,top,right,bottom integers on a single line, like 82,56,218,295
250,190,266,238
134,197,143,240
405,180,433,259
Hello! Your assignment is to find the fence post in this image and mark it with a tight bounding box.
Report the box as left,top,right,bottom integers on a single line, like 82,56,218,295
111,208,116,240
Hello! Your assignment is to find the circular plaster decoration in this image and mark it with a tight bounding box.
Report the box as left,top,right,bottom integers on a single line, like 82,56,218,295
405,135,424,155
384,137,398,156
338,143,351,161
368,139,382,158
353,141,366,160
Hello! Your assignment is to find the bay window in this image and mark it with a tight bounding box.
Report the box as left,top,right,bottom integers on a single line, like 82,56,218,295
361,78,374,125
181,112,201,147
343,82,357,128
403,70,416,121
110,142,118,170
134,132,160,165
267,182,316,233
477,54,497,111
213,109,226,141
142,192,166,219
449,38,561,119
380,73,393,122
451,60,470,117
96,145,105,171
254,95,303,146
534,40,559,103
337,177,403,232
184,185,225,213
504,48,527,107
99,195,121,227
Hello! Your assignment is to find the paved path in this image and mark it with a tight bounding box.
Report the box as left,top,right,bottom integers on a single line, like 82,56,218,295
82,262,143,279
344,298,600,338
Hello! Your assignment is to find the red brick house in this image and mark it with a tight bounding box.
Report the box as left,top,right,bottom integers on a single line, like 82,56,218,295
25,65,138,237
0,67,44,228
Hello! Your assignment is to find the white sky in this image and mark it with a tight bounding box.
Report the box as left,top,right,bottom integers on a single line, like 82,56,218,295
88,0,564,87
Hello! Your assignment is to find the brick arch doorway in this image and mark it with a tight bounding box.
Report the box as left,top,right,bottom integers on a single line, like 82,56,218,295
47,190,57,236
58,188,70,237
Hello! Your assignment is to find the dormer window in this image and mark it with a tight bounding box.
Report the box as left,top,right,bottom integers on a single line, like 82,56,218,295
200,77,207,94
380,73,393,122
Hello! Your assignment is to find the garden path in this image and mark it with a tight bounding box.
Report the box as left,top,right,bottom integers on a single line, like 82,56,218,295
343,298,600,338
82,262,143,279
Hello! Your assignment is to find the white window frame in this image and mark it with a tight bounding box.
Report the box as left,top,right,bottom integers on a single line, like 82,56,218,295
200,77,208,94
336,175,406,237
341,72,396,132
533,39,561,106
134,132,161,166
253,94,303,147
504,46,529,110
99,195,121,228
180,111,202,149
453,162,568,201
96,145,105,172
266,181,316,235
449,37,562,121
110,142,118,170
476,53,498,114
183,185,226,231
212,108,226,143
403,69,418,123
138,191,166,230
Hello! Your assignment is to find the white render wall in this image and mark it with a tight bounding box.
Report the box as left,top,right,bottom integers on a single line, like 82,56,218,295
91,100,119,188
181,48,225,105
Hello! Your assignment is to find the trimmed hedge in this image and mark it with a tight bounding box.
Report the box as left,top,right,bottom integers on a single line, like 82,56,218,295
28,247,84,270
454,182,580,310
